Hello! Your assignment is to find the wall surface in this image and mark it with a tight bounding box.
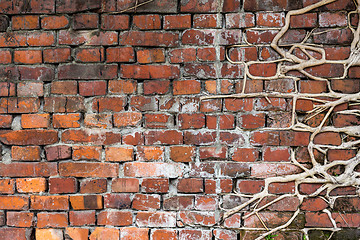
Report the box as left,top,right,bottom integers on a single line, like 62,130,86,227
0,0,359,239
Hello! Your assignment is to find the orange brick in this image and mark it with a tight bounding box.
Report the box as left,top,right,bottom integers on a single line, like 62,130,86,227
112,178,139,193
16,178,46,193
11,146,41,161
120,227,149,240
90,227,119,240
105,147,133,162
70,195,102,210
66,228,89,240
30,196,69,210
0,179,15,194
0,196,29,210
73,146,101,160
53,113,81,128
21,113,50,128
170,146,195,162
36,229,63,240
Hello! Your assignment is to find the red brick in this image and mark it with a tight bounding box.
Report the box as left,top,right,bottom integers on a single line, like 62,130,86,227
0,228,30,240
290,13,317,28
45,145,71,161
182,29,215,45
194,14,221,28
12,15,39,30
144,80,170,95
142,178,169,193
79,81,107,96
178,178,203,193
58,64,117,79
169,48,196,63
256,12,284,27
136,211,176,228
121,228,149,240
224,98,253,112
84,113,112,129
319,12,347,27
31,195,68,210
181,0,218,12
14,50,42,64
144,113,173,129
93,97,126,112
69,210,95,226
238,113,265,129
195,196,217,210
225,13,255,28
121,64,180,79
145,130,183,145
179,229,212,240
246,29,278,44
170,146,195,162
137,48,165,64
133,15,161,30
197,47,216,61
124,162,182,178
73,13,98,30
220,63,243,78
151,229,177,240
17,82,43,97
0,114,12,128
75,47,104,62
106,47,135,63
27,31,55,46
232,148,259,162
49,178,77,194
43,47,71,63
179,113,205,129
269,182,295,194
37,212,68,228
178,211,216,226
328,149,357,162
314,132,342,146
0,162,57,177
164,15,191,29
108,80,136,94
114,112,142,127
133,194,161,210
53,113,81,128
12,146,41,161
0,32,27,47
73,146,101,161
122,131,145,146
184,130,217,145
41,15,69,29
112,178,139,193
173,80,201,95
0,129,58,145
7,212,34,227
301,197,328,211
0,50,11,64
199,146,227,160
80,179,107,194
279,131,310,146
119,31,179,47
251,163,301,178
59,30,117,45
101,14,129,30
59,162,119,178
163,196,194,210
237,180,264,194
103,193,131,209
305,212,332,227
263,146,290,162
56,0,100,13
314,28,353,45
61,129,121,145
98,210,132,226
51,81,77,95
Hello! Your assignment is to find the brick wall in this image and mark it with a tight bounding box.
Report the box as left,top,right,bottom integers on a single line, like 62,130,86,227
0,0,359,239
